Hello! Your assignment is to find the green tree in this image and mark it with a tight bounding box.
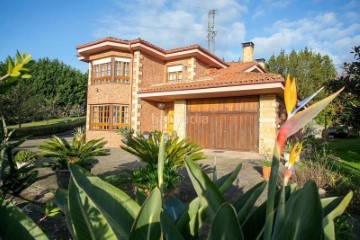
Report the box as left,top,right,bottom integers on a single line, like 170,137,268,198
0,82,41,127
326,46,360,129
0,57,87,124
29,58,87,108
267,48,337,100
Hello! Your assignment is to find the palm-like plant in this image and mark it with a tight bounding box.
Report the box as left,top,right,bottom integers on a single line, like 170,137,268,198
38,128,110,170
117,130,205,194
121,131,206,168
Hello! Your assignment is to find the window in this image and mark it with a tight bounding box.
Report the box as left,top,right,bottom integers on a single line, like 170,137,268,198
112,105,129,129
90,104,129,130
114,57,130,83
167,65,183,82
92,57,131,84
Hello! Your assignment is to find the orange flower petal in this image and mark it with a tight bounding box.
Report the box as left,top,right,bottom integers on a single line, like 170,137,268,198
289,142,302,165
284,75,297,118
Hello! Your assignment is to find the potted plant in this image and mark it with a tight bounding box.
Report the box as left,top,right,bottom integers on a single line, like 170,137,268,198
38,127,110,188
14,150,37,169
261,160,272,180
112,130,205,196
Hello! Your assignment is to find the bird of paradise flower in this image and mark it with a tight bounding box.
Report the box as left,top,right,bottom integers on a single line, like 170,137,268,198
263,75,344,239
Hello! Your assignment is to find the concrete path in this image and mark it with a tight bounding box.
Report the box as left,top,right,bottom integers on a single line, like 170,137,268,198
17,135,266,204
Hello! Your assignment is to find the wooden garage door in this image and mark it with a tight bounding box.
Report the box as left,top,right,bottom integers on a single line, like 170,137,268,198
187,96,259,151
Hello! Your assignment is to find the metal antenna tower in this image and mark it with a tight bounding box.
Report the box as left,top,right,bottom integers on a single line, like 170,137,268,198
207,9,216,54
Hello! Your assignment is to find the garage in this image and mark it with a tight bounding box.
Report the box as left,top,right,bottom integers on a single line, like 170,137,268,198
187,96,259,151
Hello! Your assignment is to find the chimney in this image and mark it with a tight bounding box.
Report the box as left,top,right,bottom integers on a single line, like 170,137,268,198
255,58,266,69
242,42,254,63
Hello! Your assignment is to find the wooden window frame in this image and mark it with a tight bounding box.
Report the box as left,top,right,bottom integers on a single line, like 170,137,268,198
91,57,131,85
114,61,130,83
90,104,129,130
92,62,112,84
167,65,183,82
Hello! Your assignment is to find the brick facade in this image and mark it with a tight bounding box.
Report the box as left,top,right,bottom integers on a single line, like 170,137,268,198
78,37,284,151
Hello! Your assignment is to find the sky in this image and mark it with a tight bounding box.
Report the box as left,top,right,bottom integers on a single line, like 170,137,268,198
1,0,359,73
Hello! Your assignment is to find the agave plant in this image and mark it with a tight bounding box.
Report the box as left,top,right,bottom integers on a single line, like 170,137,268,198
38,128,110,170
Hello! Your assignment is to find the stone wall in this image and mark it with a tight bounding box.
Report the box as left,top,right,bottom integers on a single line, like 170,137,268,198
259,94,277,155
174,100,187,138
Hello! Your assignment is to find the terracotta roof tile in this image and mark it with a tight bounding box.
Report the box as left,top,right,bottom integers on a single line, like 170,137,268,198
139,72,284,93
77,36,226,65
200,62,259,77
76,37,130,49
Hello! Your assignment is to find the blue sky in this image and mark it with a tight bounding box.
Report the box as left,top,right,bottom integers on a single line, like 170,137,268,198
1,0,359,73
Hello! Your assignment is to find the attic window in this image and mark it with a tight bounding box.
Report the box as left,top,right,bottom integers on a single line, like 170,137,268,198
167,65,183,82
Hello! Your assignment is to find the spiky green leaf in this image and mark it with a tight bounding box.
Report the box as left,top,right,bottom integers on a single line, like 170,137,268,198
208,202,244,240
322,191,353,240
184,156,224,217
275,181,323,240
234,180,267,224
160,211,185,240
0,199,48,240
129,188,162,240
69,164,140,238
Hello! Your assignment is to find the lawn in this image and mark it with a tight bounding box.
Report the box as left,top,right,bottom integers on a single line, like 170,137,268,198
7,117,86,138
327,138,360,186
8,116,85,128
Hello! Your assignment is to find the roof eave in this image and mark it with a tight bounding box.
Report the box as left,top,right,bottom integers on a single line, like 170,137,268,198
76,37,228,67
137,82,284,102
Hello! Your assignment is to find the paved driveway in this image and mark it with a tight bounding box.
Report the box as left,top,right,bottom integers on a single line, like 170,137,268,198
18,135,266,204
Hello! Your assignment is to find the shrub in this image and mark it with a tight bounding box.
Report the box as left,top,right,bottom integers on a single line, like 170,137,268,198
14,150,37,164
118,126,134,141
8,118,85,138
38,127,110,170
124,164,181,195
261,160,272,167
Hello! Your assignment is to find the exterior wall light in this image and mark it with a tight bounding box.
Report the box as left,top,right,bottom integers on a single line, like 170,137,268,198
158,102,165,109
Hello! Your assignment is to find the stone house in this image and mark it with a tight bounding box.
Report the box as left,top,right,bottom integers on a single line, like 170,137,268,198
76,37,285,153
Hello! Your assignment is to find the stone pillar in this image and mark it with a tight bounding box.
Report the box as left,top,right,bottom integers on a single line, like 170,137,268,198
174,100,187,139
187,58,196,80
259,94,277,154
131,51,142,133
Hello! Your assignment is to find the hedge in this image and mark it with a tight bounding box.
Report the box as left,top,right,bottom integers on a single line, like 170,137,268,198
8,119,86,138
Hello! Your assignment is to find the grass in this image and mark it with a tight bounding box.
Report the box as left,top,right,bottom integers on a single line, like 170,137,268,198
326,138,360,194
7,117,86,138
8,117,85,128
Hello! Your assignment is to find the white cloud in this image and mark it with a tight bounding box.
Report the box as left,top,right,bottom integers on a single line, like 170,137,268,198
92,1,359,72
93,0,247,60
251,12,360,72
